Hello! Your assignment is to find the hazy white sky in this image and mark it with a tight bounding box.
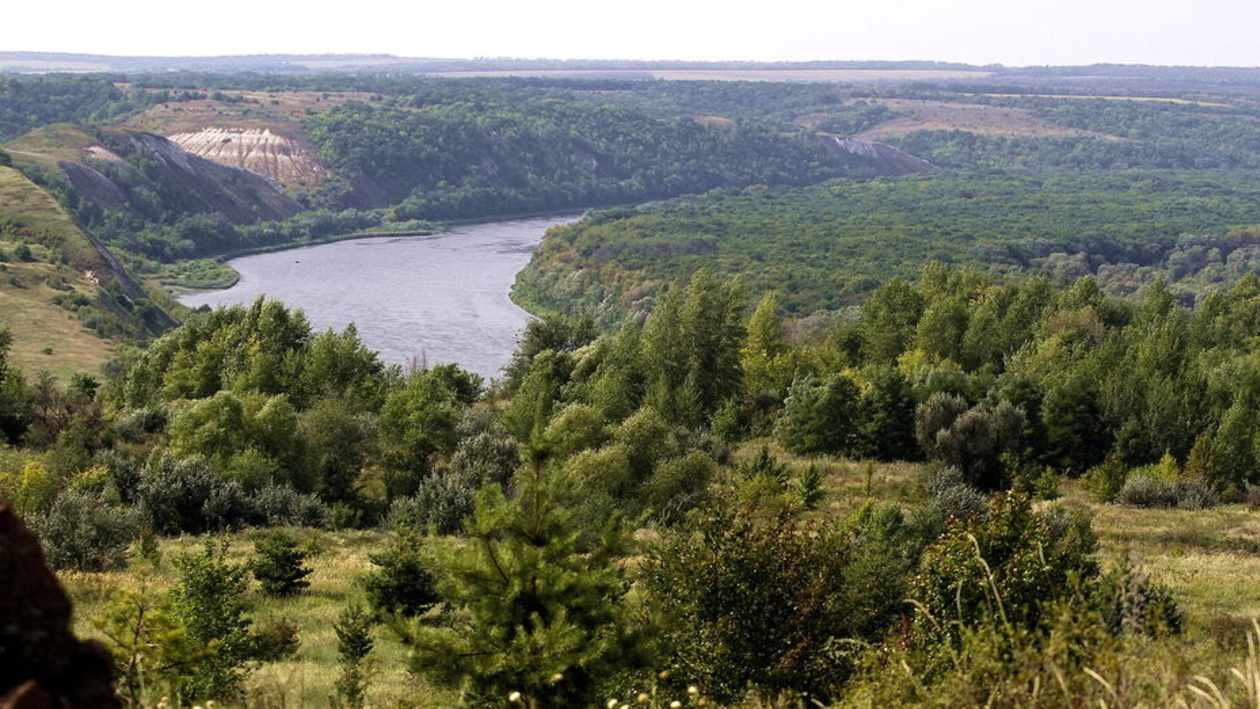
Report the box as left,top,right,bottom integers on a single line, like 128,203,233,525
9,0,1260,67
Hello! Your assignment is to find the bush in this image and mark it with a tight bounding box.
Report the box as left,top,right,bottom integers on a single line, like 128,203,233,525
910,492,1097,664
360,530,439,618
250,484,328,528
642,508,894,703
921,465,988,522
387,470,476,535
640,450,718,523
251,531,313,596
38,489,140,571
139,454,250,534
1082,455,1129,502
1117,474,1218,509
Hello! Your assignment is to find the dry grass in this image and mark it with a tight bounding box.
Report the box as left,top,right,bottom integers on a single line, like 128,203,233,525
3,123,98,166
56,445,1260,705
120,91,387,136
836,98,1116,139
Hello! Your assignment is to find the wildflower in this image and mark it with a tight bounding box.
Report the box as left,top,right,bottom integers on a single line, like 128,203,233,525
670,702,682,709
658,670,671,680
637,693,651,704
687,686,699,695
607,700,619,709
509,690,523,703
552,673,565,682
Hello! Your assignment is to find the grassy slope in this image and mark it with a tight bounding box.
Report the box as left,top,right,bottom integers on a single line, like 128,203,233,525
55,444,1260,704
0,166,117,379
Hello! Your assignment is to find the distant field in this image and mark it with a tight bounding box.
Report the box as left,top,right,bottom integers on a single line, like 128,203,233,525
422,68,994,82
120,90,384,134
974,92,1233,107
844,97,1115,139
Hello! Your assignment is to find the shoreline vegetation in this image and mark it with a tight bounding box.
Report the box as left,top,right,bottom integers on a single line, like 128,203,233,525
166,208,586,296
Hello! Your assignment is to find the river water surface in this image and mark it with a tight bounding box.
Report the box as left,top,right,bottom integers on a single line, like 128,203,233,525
179,215,578,380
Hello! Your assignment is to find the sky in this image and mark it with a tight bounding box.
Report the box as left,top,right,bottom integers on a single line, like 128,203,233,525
8,0,1260,67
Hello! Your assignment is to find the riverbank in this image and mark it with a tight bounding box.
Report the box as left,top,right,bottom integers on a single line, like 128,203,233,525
168,206,587,295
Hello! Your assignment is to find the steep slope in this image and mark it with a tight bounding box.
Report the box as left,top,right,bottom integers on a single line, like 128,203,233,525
5,125,303,224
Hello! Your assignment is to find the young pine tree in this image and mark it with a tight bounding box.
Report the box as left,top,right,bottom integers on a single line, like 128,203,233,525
333,603,376,708
251,531,313,596
397,439,648,706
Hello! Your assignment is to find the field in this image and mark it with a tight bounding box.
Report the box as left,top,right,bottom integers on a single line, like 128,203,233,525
844,98,1115,138
421,69,994,82
55,442,1260,706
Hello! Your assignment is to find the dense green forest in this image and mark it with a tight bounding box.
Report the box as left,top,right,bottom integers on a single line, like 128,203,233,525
303,100,873,219
9,264,1260,705
516,171,1260,321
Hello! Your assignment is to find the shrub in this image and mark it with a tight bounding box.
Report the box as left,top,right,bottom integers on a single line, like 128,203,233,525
910,492,1097,665
360,530,439,618
921,465,988,522
37,489,140,571
138,454,249,534
251,531,313,596
387,470,476,535
1091,559,1183,637
916,398,1025,490
643,508,898,703
640,450,718,523
1117,474,1218,509
250,484,328,528
1082,455,1129,502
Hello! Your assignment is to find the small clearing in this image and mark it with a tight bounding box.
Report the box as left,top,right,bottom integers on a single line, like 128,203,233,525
839,98,1117,139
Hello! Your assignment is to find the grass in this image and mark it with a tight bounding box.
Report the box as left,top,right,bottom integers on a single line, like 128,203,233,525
63,530,455,707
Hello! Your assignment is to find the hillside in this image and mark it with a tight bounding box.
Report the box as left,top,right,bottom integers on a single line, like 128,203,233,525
0,166,122,378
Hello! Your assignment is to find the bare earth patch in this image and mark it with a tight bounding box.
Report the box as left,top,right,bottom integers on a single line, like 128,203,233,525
167,127,329,189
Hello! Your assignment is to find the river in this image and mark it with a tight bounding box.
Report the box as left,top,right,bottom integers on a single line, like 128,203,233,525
178,215,579,380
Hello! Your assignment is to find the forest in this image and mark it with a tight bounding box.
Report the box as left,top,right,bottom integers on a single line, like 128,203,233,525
8,264,1260,705
515,171,1260,322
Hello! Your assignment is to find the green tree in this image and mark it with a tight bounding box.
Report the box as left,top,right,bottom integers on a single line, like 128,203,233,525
251,531,313,596
777,375,863,455
397,444,647,706
379,368,465,497
860,277,924,363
